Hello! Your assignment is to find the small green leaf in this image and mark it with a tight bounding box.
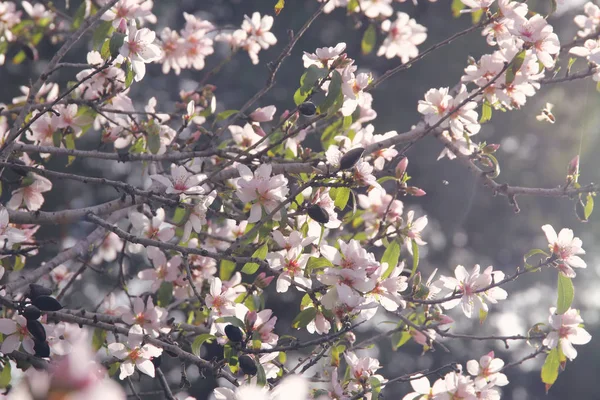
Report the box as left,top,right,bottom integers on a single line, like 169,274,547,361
300,65,328,95
318,70,342,114
541,347,560,389
471,9,483,24
92,328,107,352
274,0,285,15
147,132,161,154
52,130,62,147
108,362,120,377
305,257,333,274
293,88,308,106
361,24,377,55
370,376,383,400
334,187,351,210
523,248,549,269
585,193,594,220
391,330,411,350
241,243,268,274
451,0,465,17
0,361,11,389
256,360,267,386
321,119,343,149
125,61,135,88
72,0,91,30
157,282,173,307
556,274,574,314
191,333,216,356
93,21,114,49
291,307,317,329
347,0,359,12
410,239,419,276
216,109,239,121
480,101,492,123
381,240,401,276
220,259,236,281
64,133,76,166
479,308,488,324
506,50,526,85
215,316,245,329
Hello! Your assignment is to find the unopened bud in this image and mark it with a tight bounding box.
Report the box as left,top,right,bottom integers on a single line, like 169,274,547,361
407,186,426,197
254,272,274,289
251,124,266,137
567,155,580,178
395,157,408,179
117,18,128,34
482,143,500,154
244,311,258,329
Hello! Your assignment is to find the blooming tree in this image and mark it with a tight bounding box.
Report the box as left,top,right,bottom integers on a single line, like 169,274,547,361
0,0,597,399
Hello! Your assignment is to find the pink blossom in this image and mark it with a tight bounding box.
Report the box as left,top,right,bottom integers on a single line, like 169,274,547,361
0,315,35,354
119,21,162,81
138,247,181,291
466,351,509,389
108,324,163,379
378,12,427,63
236,164,289,223
542,225,586,277
543,307,592,360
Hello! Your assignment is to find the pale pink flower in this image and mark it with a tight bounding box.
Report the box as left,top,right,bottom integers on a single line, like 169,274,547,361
183,191,217,240
119,21,162,81
267,246,312,293
150,164,205,196
404,210,428,254
0,315,35,354
100,0,156,27
302,42,346,69
180,15,214,70
236,164,289,223
543,307,591,360
108,324,162,379
26,112,60,147
509,14,560,69
128,208,175,252
242,12,277,50
230,123,267,151
369,262,408,311
344,351,382,382
0,205,27,247
54,104,93,137
460,0,494,11
378,12,427,63
120,297,168,337
466,351,509,389
50,264,80,290
249,105,276,122
402,374,447,400
22,1,55,21
356,0,393,18
138,247,181,291
205,278,238,316
91,232,123,265
542,225,586,277
441,371,477,400
157,27,185,75
574,2,600,37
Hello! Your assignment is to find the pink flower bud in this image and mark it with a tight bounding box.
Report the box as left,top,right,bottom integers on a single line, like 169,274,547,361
407,186,426,196
345,332,356,344
482,143,500,154
395,157,408,179
245,311,257,329
568,155,580,177
251,124,266,137
249,105,276,123
117,18,128,34
254,272,274,289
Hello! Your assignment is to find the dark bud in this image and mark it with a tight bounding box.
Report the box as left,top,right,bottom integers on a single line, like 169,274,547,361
32,296,63,312
151,355,162,368
298,101,317,116
339,147,365,171
224,325,244,343
33,339,50,358
28,284,52,300
22,305,41,321
238,355,258,376
307,205,329,224
27,320,46,342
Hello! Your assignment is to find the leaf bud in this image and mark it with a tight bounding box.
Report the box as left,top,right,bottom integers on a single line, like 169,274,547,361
27,320,47,342
253,272,274,289
395,157,408,180
28,284,53,300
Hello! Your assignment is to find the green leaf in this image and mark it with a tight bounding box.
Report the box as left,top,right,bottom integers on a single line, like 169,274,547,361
479,308,488,324
305,256,333,274
108,362,120,377
72,0,90,30
13,256,24,272
506,50,526,85
92,328,107,352
216,109,239,121
241,243,268,274
451,0,465,17
215,316,245,329
12,50,26,64
256,360,267,386
556,274,574,314
147,132,161,154
370,376,383,400
334,187,351,210
0,361,11,389
541,348,560,389
274,0,285,15
347,0,359,12
109,32,126,59
93,20,114,49
480,101,492,123
342,115,353,130
125,61,135,88
191,334,216,356
100,39,111,60
391,330,411,350
585,193,594,220
291,307,317,329
300,65,328,95
293,88,308,106
64,133,76,166
381,240,401,277
471,9,483,24
220,259,236,281
321,119,343,149
410,239,419,276
549,0,557,15
157,282,173,307
318,70,342,114
361,24,377,55
52,130,62,147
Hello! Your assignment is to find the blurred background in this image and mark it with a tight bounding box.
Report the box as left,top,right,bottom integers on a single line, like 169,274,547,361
2,0,599,399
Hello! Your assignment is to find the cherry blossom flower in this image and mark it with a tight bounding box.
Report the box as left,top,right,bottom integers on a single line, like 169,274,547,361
404,210,428,255
91,232,123,265
543,307,592,360
205,278,238,316
341,69,371,117
13,82,58,105
358,187,403,223
378,12,427,63
574,2,600,37
108,324,162,379
402,374,447,400
440,371,477,400
306,310,331,335
0,315,35,354
180,13,214,71
272,230,316,250
439,265,507,318
368,262,408,311
230,123,267,151
50,264,80,290
128,208,175,253
509,14,560,69
157,27,185,74
120,297,168,337
150,164,205,196
466,351,509,389
138,247,181,291
119,21,162,81
303,42,346,69
461,0,494,11
356,0,393,19
344,351,386,388
100,0,156,27
541,225,586,277
22,1,55,22
26,111,60,147
317,0,349,14
267,245,312,292
242,12,277,50
0,205,27,247
47,322,86,356
236,164,289,223
213,375,307,400
249,105,276,122
76,51,126,100
182,191,217,240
